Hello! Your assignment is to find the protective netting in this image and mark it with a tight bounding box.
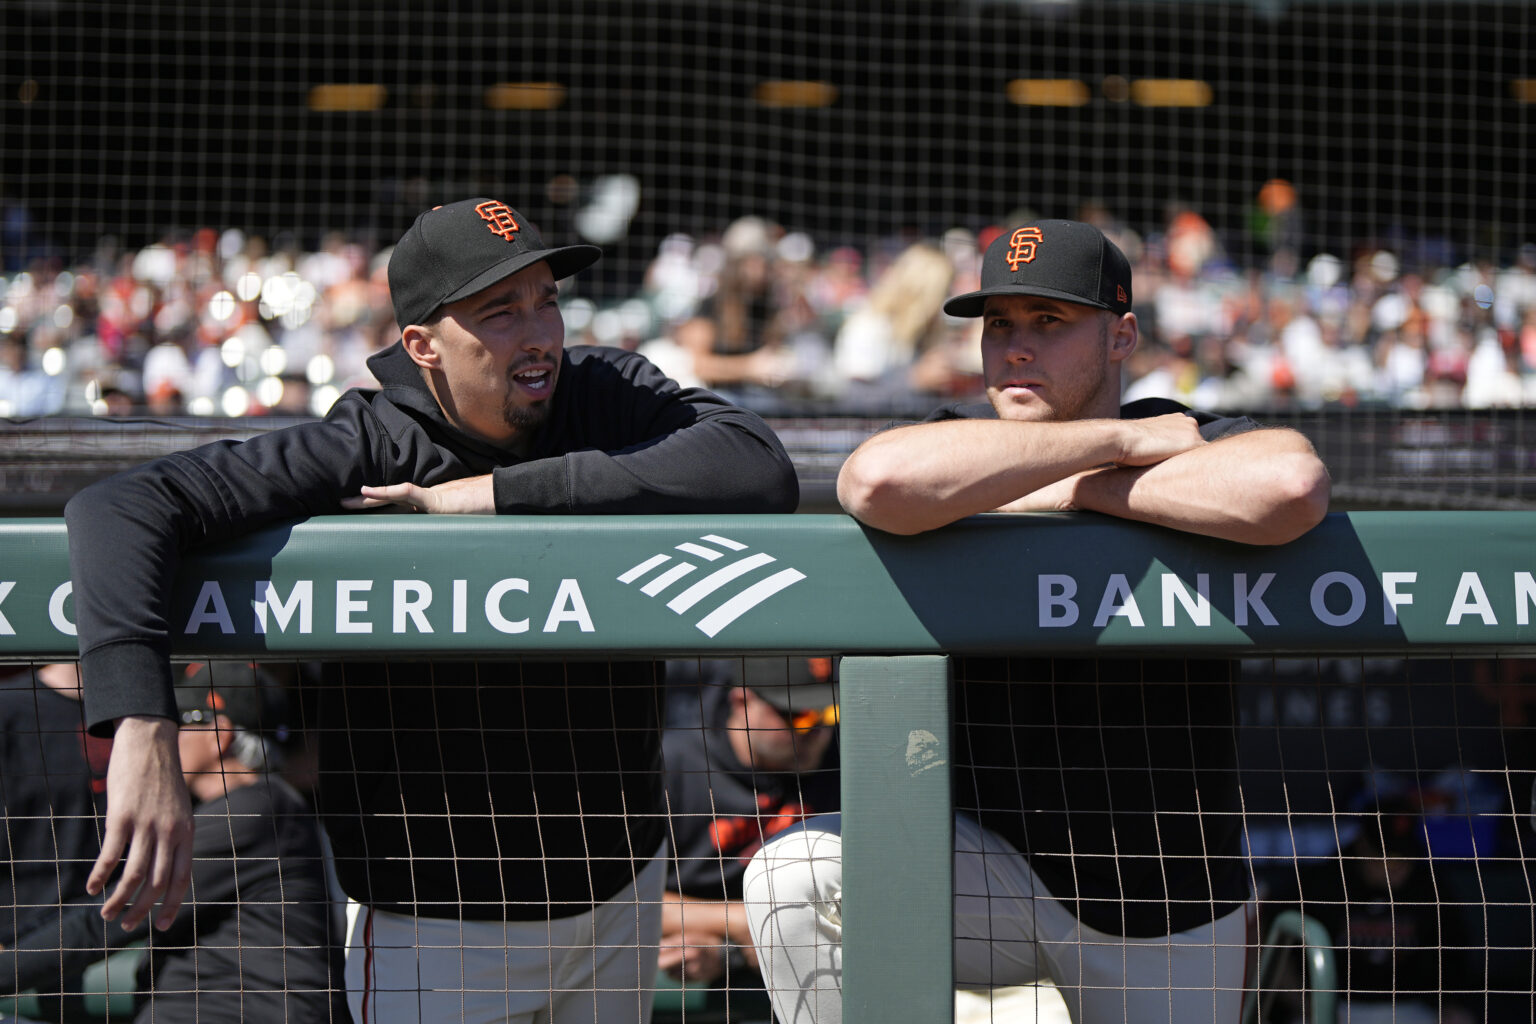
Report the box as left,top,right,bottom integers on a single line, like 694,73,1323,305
2,655,1531,1022
4,1,1536,428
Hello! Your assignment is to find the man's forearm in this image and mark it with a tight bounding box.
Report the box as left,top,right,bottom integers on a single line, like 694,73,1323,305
662,892,755,946
837,417,1161,535
495,419,798,514
1070,428,1330,545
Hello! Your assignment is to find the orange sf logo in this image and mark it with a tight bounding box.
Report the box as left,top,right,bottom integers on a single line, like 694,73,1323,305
475,201,521,242
1006,227,1044,270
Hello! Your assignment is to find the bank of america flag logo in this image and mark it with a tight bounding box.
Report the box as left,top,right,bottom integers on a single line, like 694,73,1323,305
617,533,806,637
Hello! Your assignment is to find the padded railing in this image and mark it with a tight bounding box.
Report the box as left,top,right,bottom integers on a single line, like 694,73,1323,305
3,510,1534,1022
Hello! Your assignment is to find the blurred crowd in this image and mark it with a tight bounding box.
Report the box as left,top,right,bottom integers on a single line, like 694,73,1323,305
5,189,1536,420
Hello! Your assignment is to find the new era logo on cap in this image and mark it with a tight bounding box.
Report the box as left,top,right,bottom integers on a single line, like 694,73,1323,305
943,218,1133,319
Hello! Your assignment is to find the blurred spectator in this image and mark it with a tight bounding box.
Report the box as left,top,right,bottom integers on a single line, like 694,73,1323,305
1249,178,1304,274
1495,244,1536,340
832,242,955,405
806,245,868,333
673,217,802,401
140,325,193,416
1164,203,1222,281
0,662,346,1023
661,658,839,992
0,333,64,416
1263,794,1477,1024
0,664,109,986
1464,326,1524,407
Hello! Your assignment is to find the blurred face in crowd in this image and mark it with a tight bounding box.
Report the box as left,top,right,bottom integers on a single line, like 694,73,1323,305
980,295,1136,423
177,715,233,800
732,687,836,774
405,261,564,455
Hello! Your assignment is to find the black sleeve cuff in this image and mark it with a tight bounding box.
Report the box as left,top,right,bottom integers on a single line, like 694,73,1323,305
79,641,177,737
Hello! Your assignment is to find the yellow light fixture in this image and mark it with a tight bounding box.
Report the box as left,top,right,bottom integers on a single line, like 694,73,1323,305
753,80,838,109
1129,79,1213,108
485,82,567,110
307,84,387,112
1007,79,1091,107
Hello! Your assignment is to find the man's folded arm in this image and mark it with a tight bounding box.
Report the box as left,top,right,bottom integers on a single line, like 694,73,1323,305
1062,425,1331,545
837,412,1210,536
495,359,799,514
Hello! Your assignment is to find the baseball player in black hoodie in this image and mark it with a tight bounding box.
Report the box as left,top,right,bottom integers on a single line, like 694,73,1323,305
65,197,799,1023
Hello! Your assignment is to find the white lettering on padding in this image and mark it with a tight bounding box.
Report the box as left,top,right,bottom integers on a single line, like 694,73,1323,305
186,581,235,634
543,579,594,633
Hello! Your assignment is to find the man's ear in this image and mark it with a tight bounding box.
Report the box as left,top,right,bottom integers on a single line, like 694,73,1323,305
401,323,441,371
1107,312,1139,364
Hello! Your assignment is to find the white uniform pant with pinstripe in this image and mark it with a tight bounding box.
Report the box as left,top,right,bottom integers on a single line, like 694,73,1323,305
743,814,1252,1024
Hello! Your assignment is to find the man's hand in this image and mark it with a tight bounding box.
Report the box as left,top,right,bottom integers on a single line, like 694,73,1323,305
1075,426,1331,544
1112,412,1208,466
89,716,194,932
659,893,760,982
341,474,495,514
658,929,729,984
992,417,1204,513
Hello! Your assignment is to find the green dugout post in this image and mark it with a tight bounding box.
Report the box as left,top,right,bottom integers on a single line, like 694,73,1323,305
839,655,954,1024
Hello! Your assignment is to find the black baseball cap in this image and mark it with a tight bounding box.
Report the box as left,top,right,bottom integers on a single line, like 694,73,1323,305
387,198,602,328
943,219,1132,318
175,662,288,738
741,657,838,713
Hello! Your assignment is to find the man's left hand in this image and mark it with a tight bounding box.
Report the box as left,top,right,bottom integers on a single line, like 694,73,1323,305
658,930,729,984
342,475,495,514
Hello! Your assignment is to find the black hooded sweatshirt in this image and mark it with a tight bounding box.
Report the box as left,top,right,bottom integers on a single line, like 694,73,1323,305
65,342,798,919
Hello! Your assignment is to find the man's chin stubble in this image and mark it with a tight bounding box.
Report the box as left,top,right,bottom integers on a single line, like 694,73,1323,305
502,396,552,436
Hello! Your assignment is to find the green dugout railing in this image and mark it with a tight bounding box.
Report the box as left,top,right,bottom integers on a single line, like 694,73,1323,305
4,510,1535,1023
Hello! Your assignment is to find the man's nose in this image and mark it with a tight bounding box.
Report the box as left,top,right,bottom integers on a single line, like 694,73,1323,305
521,318,561,355
1004,332,1034,361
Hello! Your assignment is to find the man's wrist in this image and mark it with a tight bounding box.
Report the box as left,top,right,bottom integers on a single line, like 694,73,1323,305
1070,461,1139,512
113,714,177,737
1106,416,1139,466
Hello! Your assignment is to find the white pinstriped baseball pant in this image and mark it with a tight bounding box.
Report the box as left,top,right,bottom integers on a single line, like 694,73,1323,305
742,814,1252,1024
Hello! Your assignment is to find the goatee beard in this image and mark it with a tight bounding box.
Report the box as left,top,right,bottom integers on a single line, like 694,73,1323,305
502,400,550,437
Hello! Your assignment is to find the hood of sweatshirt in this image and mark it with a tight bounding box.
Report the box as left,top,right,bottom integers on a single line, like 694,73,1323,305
363,338,557,464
